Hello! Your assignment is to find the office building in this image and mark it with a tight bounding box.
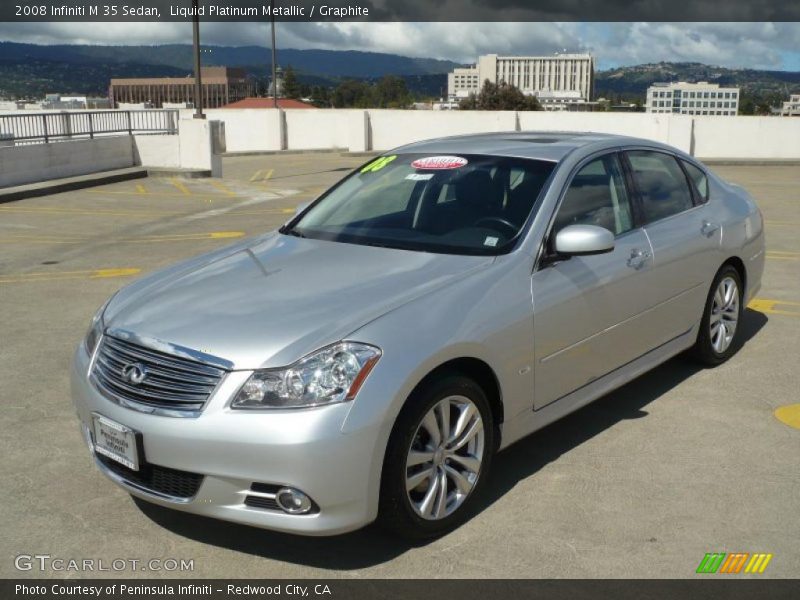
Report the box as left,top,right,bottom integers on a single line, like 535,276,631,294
780,94,800,116
646,82,740,116
447,53,595,110
110,67,254,109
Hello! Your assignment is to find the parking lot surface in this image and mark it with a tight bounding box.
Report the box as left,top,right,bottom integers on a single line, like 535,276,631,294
1,155,798,578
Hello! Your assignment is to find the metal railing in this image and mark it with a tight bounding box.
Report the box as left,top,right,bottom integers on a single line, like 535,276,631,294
0,110,179,145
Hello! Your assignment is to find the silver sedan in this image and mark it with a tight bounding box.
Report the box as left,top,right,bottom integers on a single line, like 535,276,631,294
71,132,764,538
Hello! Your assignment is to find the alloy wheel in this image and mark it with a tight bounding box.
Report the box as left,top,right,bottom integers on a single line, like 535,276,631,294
405,395,485,520
710,276,739,353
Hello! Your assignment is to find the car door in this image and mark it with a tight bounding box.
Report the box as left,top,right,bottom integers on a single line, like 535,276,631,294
531,152,656,409
623,150,722,345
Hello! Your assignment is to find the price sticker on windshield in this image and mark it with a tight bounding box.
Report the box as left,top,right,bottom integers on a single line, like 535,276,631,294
411,156,468,170
361,155,397,173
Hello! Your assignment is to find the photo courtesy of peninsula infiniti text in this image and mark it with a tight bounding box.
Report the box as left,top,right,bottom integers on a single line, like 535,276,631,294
71,132,764,538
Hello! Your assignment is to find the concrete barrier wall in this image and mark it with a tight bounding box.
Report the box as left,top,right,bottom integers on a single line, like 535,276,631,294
285,109,367,151
176,118,222,176
201,108,282,153
517,112,694,154
133,133,180,169
0,136,134,187
692,116,800,160
207,109,800,160
367,110,518,151
3,110,798,189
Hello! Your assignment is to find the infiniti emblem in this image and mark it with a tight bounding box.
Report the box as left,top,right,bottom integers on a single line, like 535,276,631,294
121,363,148,385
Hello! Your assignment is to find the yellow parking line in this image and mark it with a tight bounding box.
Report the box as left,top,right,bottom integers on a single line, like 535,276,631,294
0,232,246,245
86,190,233,199
136,184,148,195
230,208,296,215
0,206,173,217
0,205,292,218
0,239,79,244
169,178,192,196
249,169,263,182
749,298,800,317
262,169,274,182
766,250,799,261
123,232,246,243
208,180,237,197
774,404,800,430
0,268,141,284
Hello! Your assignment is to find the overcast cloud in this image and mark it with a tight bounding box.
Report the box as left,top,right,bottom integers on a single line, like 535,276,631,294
0,22,798,71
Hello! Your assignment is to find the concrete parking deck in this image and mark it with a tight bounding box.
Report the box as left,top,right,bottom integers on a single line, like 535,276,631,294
1,155,798,578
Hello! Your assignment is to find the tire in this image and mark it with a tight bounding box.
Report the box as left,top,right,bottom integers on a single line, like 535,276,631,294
689,264,744,366
379,374,495,540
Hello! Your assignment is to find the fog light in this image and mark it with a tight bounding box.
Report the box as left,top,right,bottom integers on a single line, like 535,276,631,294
275,487,313,514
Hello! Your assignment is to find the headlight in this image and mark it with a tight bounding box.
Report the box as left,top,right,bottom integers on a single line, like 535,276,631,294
231,342,381,409
83,297,112,355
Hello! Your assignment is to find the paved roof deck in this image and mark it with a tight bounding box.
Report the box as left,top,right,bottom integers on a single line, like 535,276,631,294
0,155,797,577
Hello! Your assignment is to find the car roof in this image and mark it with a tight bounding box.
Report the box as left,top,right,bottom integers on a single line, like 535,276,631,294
393,131,675,162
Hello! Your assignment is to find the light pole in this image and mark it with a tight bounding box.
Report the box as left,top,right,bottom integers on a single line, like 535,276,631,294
192,0,206,119
270,0,278,108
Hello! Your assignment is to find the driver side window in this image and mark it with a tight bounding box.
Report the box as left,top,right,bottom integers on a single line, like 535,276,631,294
554,154,634,236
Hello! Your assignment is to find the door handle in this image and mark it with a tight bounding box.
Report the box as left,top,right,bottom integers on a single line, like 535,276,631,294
701,220,720,237
627,248,652,270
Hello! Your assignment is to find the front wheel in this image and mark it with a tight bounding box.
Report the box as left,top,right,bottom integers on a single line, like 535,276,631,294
689,265,744,365
379,375,495,539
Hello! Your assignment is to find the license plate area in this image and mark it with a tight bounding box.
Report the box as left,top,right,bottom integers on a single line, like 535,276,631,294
91,414,142,471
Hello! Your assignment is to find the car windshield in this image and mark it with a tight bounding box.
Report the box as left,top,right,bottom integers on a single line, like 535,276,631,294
282,153,556,255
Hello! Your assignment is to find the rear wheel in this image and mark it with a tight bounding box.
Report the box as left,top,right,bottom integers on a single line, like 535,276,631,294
379,375,494,539
689,265,743,365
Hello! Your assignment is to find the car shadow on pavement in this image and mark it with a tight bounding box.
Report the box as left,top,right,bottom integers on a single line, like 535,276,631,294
133,309,767,569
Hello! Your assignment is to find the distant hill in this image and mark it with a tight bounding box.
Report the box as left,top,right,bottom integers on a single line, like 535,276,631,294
0,42,798,106
0,41,461,100
596,62,800,102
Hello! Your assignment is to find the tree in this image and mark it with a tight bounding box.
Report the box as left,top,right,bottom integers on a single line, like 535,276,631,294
310,85,332,107
332,79,373,108
460,80,542,111
282,65,301,99
374,75,412,108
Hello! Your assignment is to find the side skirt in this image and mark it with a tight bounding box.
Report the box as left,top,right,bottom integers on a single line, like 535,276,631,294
498,324,697,451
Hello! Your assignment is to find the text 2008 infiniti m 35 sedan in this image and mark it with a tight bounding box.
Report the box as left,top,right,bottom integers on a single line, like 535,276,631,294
72,132,764,538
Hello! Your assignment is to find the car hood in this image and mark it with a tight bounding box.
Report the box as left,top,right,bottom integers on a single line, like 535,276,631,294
105,232,494,369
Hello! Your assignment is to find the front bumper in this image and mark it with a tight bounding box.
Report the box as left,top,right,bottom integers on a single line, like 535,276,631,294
70,343,384,536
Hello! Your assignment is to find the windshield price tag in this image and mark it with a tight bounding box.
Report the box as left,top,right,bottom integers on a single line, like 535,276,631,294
361,155,397,173
411,156,468,170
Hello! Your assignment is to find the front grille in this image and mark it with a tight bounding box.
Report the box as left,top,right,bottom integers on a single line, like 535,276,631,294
91,335,226,415
97,454,204,499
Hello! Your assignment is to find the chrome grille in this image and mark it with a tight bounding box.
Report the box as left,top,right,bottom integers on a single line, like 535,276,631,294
91,335,226,416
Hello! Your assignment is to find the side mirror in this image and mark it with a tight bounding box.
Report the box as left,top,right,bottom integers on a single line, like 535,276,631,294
554,224,615,256
294,202,310,216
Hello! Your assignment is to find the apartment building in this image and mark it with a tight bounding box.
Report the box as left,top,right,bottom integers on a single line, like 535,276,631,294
447,53,595,110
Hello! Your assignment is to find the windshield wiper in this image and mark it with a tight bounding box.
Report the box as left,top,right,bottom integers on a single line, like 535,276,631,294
281,227,307,238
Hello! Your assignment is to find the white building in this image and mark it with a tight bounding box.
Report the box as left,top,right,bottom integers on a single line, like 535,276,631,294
780,94,800,116
447,53,595,110
646,82,739,116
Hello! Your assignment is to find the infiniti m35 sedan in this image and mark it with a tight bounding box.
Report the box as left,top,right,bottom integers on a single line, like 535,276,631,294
72,132,764,538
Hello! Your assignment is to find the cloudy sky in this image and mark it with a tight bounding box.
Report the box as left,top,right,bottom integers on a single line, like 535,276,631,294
1,22,799,71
